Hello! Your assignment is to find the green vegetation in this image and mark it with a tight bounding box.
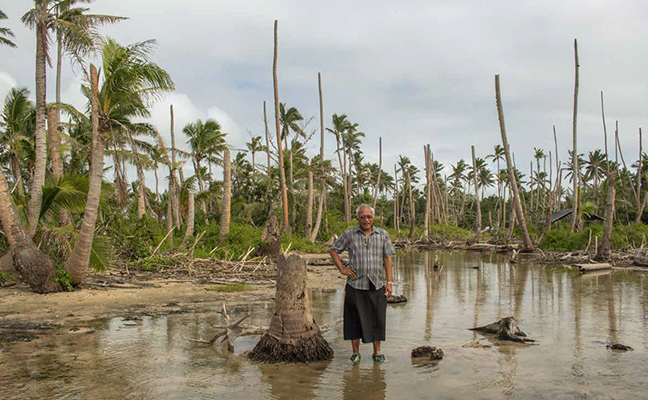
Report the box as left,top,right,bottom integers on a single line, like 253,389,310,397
55,265,73,292
206,283,252,292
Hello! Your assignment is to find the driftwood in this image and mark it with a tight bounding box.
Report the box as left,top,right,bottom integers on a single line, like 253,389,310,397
574,263,611,274
411,346,444,360
248,254,333,363
386,294,408,304
184,303,249,352
633,249,648,266
469,317,537,343
607,342,634,351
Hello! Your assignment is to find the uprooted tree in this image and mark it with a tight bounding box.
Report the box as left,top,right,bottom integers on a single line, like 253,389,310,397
248,253,333,363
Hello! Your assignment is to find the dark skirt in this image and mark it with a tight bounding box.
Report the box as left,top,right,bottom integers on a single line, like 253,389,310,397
344,282,387,343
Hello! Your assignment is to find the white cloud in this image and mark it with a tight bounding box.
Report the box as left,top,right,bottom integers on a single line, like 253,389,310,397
0,71,18,104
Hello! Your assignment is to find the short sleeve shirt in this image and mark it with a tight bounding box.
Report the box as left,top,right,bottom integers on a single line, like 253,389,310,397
330,225,396,290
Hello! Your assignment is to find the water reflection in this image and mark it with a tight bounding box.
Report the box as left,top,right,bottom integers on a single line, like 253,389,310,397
1,250,647,400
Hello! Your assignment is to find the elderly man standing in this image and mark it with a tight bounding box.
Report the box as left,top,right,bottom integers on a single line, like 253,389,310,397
328,204,396,363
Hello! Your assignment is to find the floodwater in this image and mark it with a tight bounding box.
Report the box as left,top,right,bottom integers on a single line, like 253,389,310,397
1,250,647,400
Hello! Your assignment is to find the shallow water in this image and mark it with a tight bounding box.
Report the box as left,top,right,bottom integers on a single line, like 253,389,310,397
1,250,647,400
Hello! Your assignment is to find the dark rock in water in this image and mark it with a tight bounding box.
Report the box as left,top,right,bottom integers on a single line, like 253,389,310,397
607,342,634,351
411,345,443,360
469,317,537,343
386,294,407,304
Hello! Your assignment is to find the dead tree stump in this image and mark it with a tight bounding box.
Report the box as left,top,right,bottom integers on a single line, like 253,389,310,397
256,213,281,260
248,253,333,363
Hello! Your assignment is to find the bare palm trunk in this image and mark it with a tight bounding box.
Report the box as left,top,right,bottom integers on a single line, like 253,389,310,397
472,145,481,238
304,171,313,237
64,65,105,285
170,105,182,227
394,165,399,231
335,135,348,223
424,145,431,238
219,148,231,243
310,73,326,243
495,75,534,251
570,39,580,232
183,191,194,246
601,92,610,174
166,183,174,248
553,126,560,212
597,172,616,260
636,128,643,223
373,137,382,209
273,21,290,234
408,171,416,240
263,101,272,204
27,22,48,236
289,145,295,231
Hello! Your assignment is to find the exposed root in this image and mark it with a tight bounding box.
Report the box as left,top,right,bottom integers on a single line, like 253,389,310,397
248,331,334,363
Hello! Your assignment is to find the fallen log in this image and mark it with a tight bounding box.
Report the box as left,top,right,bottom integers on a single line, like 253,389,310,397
574,263,611,274
469,317,537,343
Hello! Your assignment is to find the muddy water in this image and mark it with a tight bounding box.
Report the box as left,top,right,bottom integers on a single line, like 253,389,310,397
1,250,647,400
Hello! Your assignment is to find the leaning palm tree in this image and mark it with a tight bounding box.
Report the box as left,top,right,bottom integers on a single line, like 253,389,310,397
0,9,16,47
63,38,174,285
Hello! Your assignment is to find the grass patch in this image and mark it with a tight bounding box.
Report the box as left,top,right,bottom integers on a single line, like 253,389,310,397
206,283,252,292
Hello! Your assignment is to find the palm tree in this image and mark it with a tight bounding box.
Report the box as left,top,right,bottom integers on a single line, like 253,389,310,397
52,1,125,167
533,147,546,211
585,149,606,210
183,118,226,213
246,136,263,169
21,0,122,235
0,9,16,47
0,88,34,198
279,103,306,230
63,39,174,284
327,113,352,222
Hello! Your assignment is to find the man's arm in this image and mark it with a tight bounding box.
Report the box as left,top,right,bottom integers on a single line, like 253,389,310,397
328,249,356,279
383,256,393,296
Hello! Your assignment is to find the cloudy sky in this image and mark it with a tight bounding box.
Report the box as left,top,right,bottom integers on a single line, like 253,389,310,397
1,0,647,191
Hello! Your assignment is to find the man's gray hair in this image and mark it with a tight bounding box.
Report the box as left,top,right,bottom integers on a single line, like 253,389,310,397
355,204,375,217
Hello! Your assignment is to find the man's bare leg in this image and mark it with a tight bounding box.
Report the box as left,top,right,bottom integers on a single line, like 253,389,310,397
373,340,381,356
352,339,360,354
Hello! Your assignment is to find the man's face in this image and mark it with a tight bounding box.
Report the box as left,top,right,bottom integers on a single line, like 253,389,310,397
357,207,374,230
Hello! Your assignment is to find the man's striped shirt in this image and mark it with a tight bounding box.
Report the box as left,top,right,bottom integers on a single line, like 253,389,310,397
330,225,396,290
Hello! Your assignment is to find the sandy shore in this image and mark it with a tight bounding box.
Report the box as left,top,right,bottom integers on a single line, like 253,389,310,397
0,253,345,330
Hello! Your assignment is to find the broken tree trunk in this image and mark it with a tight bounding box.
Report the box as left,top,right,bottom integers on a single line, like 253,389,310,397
597,172,616,261
469,317,537,343
256,213,281,260
248,253,333,363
